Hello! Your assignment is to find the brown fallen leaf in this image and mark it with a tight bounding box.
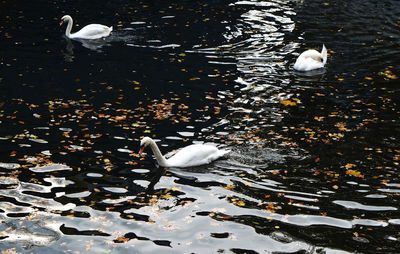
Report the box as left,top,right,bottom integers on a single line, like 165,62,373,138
115,236,130,242
346,170,364,178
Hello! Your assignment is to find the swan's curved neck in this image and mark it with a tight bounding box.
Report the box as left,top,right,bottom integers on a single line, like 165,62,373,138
64,16,73,37
148,140,168,167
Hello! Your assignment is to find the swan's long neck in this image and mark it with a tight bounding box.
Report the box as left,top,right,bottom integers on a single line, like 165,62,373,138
65,16,73,38
321,44,327,65
148,140,168,167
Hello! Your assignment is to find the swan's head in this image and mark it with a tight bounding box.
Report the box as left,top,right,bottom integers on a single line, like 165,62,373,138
59,15,72,26
139,137,153,155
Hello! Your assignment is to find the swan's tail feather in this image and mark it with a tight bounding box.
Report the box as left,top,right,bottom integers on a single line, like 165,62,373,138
321,44,327,65
219,149,231,157
109,26,113,32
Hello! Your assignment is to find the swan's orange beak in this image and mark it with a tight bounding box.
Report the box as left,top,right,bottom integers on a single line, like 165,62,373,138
59,20,64,26
139,146,145,156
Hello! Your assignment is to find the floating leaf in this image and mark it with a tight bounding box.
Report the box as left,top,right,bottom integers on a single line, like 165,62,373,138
378,69,398,80
115,236,130,242
346,170,364,178
236,200,245,206
344,163,356,169
280,100,296,106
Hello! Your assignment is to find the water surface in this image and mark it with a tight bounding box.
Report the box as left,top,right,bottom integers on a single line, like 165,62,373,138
0,0,400,253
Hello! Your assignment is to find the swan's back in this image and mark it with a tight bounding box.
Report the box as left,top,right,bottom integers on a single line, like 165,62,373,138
70,24,112,39
166,144,229,167
294,56,324,71
293,45,327,72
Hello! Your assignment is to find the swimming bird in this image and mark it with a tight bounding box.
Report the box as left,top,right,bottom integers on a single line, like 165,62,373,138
293,44,327,71
138,137,230,168
59,15,113,40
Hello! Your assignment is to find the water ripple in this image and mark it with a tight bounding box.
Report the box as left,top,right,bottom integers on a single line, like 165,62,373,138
0,0,399,253
333,200,397,211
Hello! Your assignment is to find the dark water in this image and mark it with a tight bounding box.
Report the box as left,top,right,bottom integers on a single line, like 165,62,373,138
1,0,400,253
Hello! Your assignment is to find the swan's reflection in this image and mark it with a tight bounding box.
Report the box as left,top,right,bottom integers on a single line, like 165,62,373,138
62,35,110,61
73,37,110,51
60,27,153,62
293,68,326,82
63,37,75,62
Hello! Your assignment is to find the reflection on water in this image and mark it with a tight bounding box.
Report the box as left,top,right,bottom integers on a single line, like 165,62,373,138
62,36,109,58
0,213,61,249
62,30,141,61
0,0,400,253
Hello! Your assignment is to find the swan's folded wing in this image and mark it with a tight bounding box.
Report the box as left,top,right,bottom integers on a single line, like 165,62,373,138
166,144,227,167
71,24,111,39
294,57,324,72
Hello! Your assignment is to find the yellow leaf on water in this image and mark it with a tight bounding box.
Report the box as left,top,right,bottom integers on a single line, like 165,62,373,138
386,74,397,79
236,200,245,206
280,100,296,106
378,70,398,80
163,193,172,199
346,170,364,178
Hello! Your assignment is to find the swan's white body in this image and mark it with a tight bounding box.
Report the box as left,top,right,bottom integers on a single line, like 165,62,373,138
294,44,327,71
60,15,112,40
139,137,230,168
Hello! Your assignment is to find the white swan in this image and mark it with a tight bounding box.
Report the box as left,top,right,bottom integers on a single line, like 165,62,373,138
60,15,113,40
294,44,327,72
138,137,230,168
